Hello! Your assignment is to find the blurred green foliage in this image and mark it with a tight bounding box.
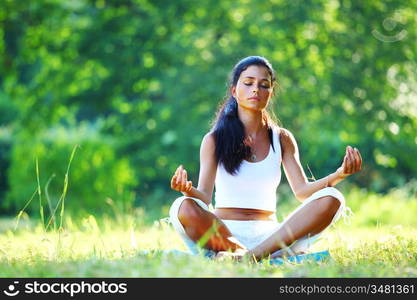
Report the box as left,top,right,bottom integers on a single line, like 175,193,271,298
5,123,137,215
0,0,416,214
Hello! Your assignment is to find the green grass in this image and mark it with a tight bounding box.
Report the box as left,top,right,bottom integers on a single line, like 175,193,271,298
1,180,417,277
1,211,416,277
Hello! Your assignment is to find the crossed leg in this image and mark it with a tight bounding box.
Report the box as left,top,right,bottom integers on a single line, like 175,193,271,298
177,198,246,252
174,195,341,259
247,196,340,259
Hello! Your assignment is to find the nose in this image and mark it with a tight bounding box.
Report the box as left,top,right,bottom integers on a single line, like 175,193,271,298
252,85,259,94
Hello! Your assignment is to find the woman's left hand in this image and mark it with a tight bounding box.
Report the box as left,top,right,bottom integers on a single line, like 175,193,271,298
336,146,362,178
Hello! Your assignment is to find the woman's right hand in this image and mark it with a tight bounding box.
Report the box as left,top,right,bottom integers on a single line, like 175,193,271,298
170,165,193,194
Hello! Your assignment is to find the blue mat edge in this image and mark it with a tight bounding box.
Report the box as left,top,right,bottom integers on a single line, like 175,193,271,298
268,250,331,265
139,249,331,265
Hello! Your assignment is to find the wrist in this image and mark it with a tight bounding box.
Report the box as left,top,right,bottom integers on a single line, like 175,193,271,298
181,190,191,197
328,170,347,187
335,168,348,180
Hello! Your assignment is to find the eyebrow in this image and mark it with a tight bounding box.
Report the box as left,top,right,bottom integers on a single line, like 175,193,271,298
243,76,271,82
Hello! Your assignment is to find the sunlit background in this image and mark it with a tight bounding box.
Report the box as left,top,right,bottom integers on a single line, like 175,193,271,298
0,0,416,224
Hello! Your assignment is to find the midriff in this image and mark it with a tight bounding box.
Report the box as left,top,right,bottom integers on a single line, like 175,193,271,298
214,207,276,221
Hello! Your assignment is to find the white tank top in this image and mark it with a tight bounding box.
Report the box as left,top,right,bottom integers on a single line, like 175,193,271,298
214,127,282,212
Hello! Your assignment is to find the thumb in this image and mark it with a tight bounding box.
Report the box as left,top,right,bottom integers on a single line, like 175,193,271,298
186,181,193,191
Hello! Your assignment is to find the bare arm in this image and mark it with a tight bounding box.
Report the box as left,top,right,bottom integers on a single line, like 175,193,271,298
170,132,217,205
280,128,362,202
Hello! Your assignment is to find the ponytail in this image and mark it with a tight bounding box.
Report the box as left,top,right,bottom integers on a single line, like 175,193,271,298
213,97,251,175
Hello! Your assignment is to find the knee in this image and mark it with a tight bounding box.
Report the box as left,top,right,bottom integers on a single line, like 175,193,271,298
316,196,341,216
177,198,201,226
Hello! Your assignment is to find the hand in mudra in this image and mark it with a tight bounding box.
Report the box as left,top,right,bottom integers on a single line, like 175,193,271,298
170,165,193,194
336,146,362,178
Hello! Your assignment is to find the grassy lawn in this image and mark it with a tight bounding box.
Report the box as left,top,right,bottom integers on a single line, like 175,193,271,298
1,213,416,277
1,184,416,277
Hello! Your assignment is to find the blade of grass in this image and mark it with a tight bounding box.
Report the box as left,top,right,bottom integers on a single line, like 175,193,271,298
45,145,79,231
306,164,316,181
36,157,45,230
196,221,220,249
45,173,56,231
14,188,37,231
59,145,78,230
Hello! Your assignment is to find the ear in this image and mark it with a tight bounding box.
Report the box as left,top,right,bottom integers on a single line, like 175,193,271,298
272,81,278,95
231,86,236,98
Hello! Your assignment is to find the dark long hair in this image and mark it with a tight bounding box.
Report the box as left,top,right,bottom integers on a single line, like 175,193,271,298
211,56,280,175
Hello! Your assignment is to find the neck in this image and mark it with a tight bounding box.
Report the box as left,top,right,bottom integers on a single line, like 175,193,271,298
237,107,266,137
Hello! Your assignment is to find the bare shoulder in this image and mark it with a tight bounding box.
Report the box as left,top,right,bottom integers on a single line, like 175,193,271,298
200,131,216,156
200,131,217,173
279,127,295,141
278,127,298,155
201,131,216,148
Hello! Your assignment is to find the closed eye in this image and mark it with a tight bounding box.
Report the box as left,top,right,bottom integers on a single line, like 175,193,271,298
244,83,271,89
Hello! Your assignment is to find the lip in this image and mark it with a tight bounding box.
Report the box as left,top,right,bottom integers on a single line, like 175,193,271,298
248,97,260,101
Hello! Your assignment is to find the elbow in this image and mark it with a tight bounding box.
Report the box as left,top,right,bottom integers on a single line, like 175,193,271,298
200,191,212,206
203,197,211,206
294,184,310,202
295,192,307,202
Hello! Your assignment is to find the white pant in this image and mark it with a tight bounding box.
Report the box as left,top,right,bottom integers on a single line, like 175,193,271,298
169,187,348,256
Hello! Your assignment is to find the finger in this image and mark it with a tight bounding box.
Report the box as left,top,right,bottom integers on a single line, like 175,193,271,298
355,148,363,170
345,148,352,174
348,147,355,173
186,181,192,192
176,166,182,185
174,167,179,184
343,147,349,171
171,175,178,190
183,170,189,191
352,148,358,173
352,149,357,173
181,169,187,191
177,170,183,191
341,154,347,175
353,148,360,171
345,147,351,173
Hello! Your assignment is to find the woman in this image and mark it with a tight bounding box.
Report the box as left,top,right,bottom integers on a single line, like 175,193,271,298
169,56,362,261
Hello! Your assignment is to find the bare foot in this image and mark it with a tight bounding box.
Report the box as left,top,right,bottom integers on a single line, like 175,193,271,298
215,249,248,262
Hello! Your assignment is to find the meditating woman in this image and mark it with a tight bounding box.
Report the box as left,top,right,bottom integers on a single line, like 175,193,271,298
169,56,362,261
